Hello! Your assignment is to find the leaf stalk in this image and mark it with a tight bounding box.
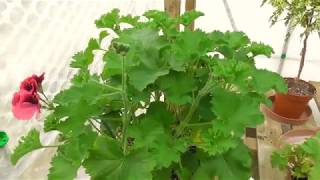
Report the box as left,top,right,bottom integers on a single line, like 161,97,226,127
121,55,130,154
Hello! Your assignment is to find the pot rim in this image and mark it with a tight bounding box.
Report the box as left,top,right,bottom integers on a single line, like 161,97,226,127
278,128,318,148
282,77,317,98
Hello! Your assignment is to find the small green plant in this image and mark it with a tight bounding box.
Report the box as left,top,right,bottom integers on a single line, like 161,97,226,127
11,9,286,180
262,0,320,78
271,133,320,179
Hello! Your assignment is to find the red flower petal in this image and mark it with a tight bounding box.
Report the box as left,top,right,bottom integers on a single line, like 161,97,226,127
11,91,40,120
19,78,38,94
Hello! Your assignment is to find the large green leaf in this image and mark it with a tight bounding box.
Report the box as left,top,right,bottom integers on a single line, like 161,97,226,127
83,136,156,180
211,88,264,136
145,102,174,128
45,79,116,136
193,144,252,180
310,164,320,180
116,28,170,91
49,99,103,137
179,10,204,26
128,65,169,91
128,119,164,149
252,69,288,94
53,79,112,105
209,31,250,58
11,129,43,165
157,71,196,105
95,9,140,30
199,128,239,156
172,30,212,69
143,10,177,31
128,103,185,168
48,129,97,180
151,134,186,169
95,9,120,29
70,39,99,69
248,42,274,57
48,152,80,180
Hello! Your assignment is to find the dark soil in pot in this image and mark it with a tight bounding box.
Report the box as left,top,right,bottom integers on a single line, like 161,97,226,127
290,175,308,180
274,78,316,119
286,78,315,96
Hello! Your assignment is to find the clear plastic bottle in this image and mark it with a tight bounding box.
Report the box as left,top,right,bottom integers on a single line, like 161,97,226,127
0,146,14,179
0,131,13,179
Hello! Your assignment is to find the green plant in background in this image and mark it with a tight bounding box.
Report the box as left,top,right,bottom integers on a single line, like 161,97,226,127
262,0,320,78
271,133,320,179
11,9,287,180
0,131,9,148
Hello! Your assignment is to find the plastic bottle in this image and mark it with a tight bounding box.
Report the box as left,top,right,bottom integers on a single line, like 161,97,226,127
0,131,13,179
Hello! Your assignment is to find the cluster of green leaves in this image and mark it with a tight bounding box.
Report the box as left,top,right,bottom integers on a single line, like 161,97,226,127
262,0,320,35
271,133,320,179
11,9,287,180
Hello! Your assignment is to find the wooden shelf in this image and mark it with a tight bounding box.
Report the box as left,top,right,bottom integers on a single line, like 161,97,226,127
310,81,320,111
245,106,317,180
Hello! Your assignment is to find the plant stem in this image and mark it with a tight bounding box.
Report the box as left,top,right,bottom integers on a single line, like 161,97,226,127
175,96,201,136
297,10,313,79
41,91,50,102
121,55,130,154
103,84,122,92
297,32,309,79
39,98,54,110
42,145,60,148
175,77,213,136
186,122,212,127
100,92,122,98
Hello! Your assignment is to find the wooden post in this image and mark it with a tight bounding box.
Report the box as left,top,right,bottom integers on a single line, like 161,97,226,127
164,0,181,18
185,0,196,30
164,0,181,29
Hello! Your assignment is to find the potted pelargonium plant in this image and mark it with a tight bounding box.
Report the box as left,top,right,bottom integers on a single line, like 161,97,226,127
262,0,318,119
271,133,320,180
10,9,287,180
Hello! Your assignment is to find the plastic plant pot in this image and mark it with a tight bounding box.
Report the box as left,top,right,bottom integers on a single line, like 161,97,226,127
273,78,316,119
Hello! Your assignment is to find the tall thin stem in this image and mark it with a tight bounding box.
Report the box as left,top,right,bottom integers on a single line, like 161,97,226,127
297,32,309,79
121,55,129,154
297,10,313,79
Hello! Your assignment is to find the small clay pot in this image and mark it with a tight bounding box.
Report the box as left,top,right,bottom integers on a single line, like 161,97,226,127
278,128,319,148
273,78,316,119
261,96,312,125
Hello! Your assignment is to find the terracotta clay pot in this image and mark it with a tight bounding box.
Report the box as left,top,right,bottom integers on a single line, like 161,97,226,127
278,128,319,148
261,96,312,125
273,78,316,119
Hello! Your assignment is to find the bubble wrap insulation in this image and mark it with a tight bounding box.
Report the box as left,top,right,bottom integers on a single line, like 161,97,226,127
0,0,162,179
0,0,319,179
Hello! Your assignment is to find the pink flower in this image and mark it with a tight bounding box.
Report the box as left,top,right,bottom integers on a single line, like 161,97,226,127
19,73,45,93
12,91,41,120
